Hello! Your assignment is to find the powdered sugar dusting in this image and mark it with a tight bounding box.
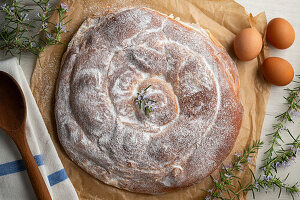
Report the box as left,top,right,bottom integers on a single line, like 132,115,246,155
55,7,243,194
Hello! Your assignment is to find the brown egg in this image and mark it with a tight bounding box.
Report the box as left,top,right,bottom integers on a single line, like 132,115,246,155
234,28,262,61
267,18,295,49
261,57,294,86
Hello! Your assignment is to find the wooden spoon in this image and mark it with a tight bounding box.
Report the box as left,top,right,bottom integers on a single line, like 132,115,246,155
0,71,52,200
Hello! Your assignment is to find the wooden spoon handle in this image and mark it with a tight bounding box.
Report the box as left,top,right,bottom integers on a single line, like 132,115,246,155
14,132,52,200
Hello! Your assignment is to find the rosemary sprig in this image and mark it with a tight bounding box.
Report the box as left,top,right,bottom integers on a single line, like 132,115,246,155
202,141,300,200
263,75,300,175
263,135,300,173
0,0,70,62
251,173,299,200
202,141,263,200
135,85,158,115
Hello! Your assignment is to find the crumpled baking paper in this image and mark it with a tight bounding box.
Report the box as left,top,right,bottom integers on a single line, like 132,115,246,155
30,0,270,199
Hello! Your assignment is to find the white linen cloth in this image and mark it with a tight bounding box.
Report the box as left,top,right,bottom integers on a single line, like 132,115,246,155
0,57,79,200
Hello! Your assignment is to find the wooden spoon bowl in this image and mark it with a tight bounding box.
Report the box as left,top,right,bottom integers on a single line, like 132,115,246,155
0,72,26,132
0,71,52,200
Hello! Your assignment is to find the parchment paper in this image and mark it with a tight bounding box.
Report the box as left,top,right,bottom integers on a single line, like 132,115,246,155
30,0,270,199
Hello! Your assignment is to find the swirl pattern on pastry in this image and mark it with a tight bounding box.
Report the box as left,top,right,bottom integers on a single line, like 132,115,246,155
55,7,243,194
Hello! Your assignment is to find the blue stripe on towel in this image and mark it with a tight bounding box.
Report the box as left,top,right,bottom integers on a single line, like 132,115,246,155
48,169,68,186
0,155,68,186
0,155,44,176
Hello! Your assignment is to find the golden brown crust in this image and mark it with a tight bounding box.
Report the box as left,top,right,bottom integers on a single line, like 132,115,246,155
55,7,243,194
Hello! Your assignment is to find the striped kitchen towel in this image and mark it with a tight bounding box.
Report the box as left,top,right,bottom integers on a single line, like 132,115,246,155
0,57,79,200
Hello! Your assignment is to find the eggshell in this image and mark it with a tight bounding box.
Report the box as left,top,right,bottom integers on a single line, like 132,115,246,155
261,57,294,86
267,18,295,49
233,28,262,61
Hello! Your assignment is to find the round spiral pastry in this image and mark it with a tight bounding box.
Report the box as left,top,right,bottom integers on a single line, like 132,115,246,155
55,7,243,194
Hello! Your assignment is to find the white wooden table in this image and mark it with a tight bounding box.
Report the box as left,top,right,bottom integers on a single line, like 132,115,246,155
1,0,300,199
